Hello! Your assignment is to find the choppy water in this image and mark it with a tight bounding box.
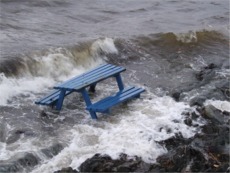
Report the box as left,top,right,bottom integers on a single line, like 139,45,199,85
0,0,229,172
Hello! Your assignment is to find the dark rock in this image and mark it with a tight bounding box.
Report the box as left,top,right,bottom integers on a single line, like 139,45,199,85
215,81,230,99
0,153,39,172
191,111,199,119
190,96,206,106
205,63,217,69
156,145,206,172
184,117,192,126
78,153,151,172
171,91,181,101
223,110,230,116
158,133,191,151
54,167,78,173
201,124,220,134
196,63,217,81
201,105,226,124
79,154,113,172
6,128,35,144
41,143,64,158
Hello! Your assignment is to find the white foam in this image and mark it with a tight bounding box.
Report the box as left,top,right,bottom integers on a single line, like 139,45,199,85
176,31,197,43
91,38,118,58
32,92,198,173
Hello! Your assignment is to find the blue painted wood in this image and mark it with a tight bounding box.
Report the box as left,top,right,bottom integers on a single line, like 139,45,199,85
56,89,66,110
54,64,125,91
115,73,124,91
35,90,72,106
80,88,97,119
35,63,146,120
55,64,111,88
59,67,124,91
80,88,92,106
86,87,145,113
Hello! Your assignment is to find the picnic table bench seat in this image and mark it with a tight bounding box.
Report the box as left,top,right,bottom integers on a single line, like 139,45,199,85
86,86,145,113
35,90,73,106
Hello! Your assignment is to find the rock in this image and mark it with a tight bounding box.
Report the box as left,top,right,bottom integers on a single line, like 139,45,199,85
184,117,192,126
223,110,230,116
201,124,220,134
79,154,113,172
171,91,181,101
191,111,199,119
54,167,78,173
6,128,35,144
215,81,230,100
156,145,206,172
78,153,151,172
41,143,64,158
201,105,226,124
196,63,217,81
189,96,206,106
158,133,191,151
0,153,39,172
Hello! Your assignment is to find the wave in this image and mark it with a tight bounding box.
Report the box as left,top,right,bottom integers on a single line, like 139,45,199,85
0,30,227,78
133,30,228,48
0,38,117,78
0,38,117,105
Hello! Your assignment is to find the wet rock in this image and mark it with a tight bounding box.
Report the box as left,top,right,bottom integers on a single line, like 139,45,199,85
184,117,192,126
200,105,226,124
171,91,181,101
158,133,191,151
216,81,230,100
196,63,217,81
79,154,113,172
6,128,35,144
201,124,222,134
223,110,230,116
0,153,39,172
78,153,152,172
156,145,206,172
189,96,206,106
54,167,78,173
191,111,199,120
41,143,64,158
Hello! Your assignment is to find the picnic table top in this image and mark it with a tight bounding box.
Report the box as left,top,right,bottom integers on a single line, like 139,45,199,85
54,63,126,91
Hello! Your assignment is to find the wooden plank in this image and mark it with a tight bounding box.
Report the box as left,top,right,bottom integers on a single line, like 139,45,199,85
56,64,113,88
67,66,124,89
96,88,144,111
56,66,125,91
35,90,72,106
87,87,145,113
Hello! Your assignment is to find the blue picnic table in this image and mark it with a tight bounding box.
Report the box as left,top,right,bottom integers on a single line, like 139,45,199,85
35,63,145,119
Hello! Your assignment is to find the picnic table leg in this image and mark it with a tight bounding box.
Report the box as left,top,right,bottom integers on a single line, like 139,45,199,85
115,74,124,91
80,88,97,119
56,89,66,110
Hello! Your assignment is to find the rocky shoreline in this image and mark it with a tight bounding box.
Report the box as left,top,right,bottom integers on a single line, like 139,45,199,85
55,104,229,173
